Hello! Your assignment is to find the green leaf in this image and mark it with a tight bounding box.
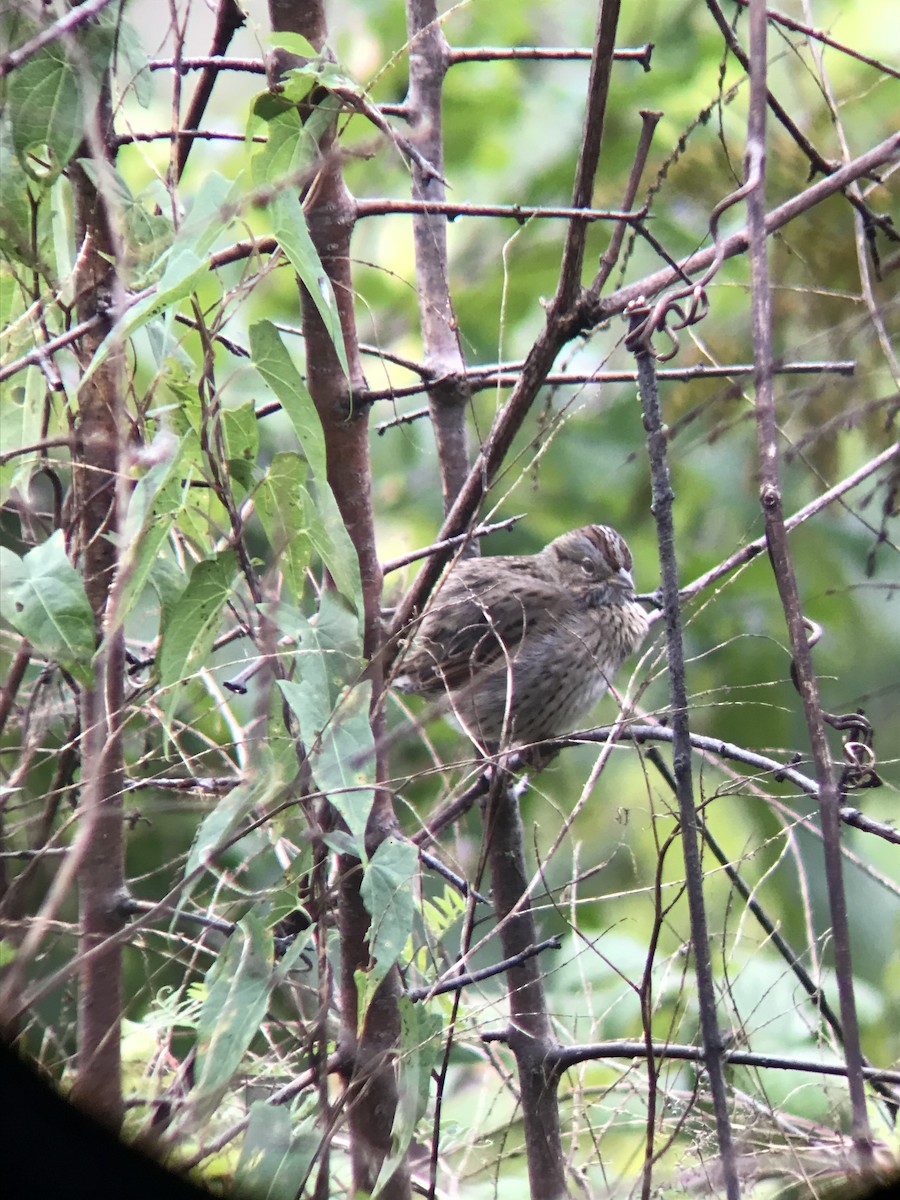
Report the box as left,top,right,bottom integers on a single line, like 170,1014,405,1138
249,320,327,477
184,745,291,885
298,483,363,610
0,117,35,254
282,61,362,101
234,1102,319,1200
104,436,189,639
106,13,153,108
361,837,418,985
158,550,238,723
221,401,259,492
0,532,95,684
371,998,442,1200
268,31,319,60
0,367,44,505
6,36,82,180
269,192,349,378
250,101,320,192
277,592,373,853
249,320,361,609
148,555,189,635
194,911,273,1113
254,452,312,598
83,173,239,384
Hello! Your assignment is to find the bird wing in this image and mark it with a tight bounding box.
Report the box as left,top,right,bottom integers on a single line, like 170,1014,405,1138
401,557,569,693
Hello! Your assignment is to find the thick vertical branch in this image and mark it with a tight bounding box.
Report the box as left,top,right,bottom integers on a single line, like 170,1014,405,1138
391,0,625,637
556,0,622,308
406,0,472,514
68,83,127,1129
267,3,408,1196
743,0,872,1158
629,336,740,1200
485,782,568,1200
174,0,246,181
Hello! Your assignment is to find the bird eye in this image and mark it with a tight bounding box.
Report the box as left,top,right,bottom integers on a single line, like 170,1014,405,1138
580,557,596,575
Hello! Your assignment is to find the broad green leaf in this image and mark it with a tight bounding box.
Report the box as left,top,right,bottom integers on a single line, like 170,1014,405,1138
0,532,95,684
267,31,363,99
74,160,172,286
360,837,418,986
192,902,309,1127
193,912,273,1114
371,998,442,1200
158,549,238,724
267,31,319,59
221,401,259,492
0,118,34,254
282,61,363,101
250,320,326,477
277,591,373,852
250,102,318,191
111,14,153,108
104,436,189,639
298,483,363,610
148,555,189,635
6,37,82,179
0,367,44,505
249,321,361,609
82,173,239,384
254,452,312,598
234,1102,319,1200
269,191,349,378
184,745,290,883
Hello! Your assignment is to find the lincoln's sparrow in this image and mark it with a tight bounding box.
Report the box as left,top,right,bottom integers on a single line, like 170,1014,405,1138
394,525,649,755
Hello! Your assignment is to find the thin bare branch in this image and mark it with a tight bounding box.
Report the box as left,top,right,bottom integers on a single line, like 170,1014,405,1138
744,0,872,1157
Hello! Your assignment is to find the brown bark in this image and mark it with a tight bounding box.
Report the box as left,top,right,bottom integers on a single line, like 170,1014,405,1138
267,3,408,1195
68,81,128,1130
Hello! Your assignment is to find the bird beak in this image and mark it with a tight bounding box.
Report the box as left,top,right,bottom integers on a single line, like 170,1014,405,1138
612,567,635,591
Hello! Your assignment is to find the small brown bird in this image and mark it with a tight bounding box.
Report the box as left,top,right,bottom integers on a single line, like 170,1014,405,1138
393,525,649,756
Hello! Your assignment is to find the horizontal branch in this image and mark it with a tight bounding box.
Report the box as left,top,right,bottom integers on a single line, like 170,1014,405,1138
449,44,653,69
407,936,561,1002
0,0,115,78
557,724,900,845
591,132,900,322
731,0,900,80
146,44,655,74
546,1038,900,1084
369,359,854,408
356,198,645,223
675,442,900,605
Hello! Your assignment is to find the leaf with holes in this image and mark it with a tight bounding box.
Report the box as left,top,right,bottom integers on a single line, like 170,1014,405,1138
0,532,95,684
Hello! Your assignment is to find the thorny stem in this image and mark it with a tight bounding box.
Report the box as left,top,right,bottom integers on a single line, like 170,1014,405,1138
405,0,473,516
744,0,873,1160
390,0,627,644
630,331,741,1200
483,777,569,1200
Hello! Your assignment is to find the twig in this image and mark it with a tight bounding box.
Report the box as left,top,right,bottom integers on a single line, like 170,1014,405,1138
0,0,116,78
381,515,524,573
355,198,644,223
630,324,740,1200
449,44,653,68
371,360,855,415
175,0,246,181
548,1039,900,1084
645,748,899,1112
745,0,872,1158
407,936,560,1001
730,0,900,81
